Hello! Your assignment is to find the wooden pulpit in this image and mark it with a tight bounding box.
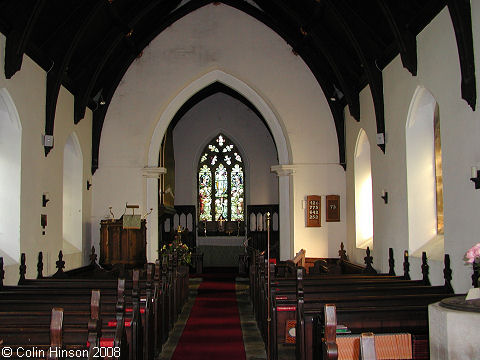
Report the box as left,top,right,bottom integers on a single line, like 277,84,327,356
100,217,147,268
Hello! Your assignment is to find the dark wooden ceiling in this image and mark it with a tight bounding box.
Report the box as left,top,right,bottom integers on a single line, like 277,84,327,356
0,0,475,173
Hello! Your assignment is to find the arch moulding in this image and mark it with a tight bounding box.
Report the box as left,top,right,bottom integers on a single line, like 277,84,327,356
144,70,293,260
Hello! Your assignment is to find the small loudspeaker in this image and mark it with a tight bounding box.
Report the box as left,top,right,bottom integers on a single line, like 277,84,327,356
42,134,54,147
376,133,385,145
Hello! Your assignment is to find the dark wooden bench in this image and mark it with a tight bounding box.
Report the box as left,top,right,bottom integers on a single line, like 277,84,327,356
249,245,399,333
254,252,454,360
0,290,128,360
291,266,455,360
320,304,422,360
0,246,191,360
8,250,190,359
1,261,151,360
0,273,144,360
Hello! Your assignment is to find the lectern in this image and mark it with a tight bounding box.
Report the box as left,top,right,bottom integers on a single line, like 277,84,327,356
100,217,147,268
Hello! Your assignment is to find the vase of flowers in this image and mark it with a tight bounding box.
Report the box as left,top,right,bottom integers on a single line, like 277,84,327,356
161,239,192,265
464,243,480,300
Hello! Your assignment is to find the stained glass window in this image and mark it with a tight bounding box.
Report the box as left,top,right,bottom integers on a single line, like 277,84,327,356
231,164,244,221
198,165,212,221
198,134,245,226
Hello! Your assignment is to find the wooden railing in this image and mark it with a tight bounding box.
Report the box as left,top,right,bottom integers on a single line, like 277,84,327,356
247,204,279,259
160,205,196,250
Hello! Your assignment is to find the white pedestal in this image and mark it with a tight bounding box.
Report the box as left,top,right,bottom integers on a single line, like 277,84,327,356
429,301,480,359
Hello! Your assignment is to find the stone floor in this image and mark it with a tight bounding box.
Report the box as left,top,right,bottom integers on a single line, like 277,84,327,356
157,277,202,360
235,277,267,359
157,276,294,360
236,277,295,360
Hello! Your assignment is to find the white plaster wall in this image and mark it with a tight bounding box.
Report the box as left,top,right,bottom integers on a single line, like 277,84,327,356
292,164,346,258
0,34,93,284
92,3,344,259
346,6,480,293
173,92,278,206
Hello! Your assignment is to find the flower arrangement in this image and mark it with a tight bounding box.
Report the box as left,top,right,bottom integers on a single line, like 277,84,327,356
465,243,480,297
160,241,192,265
465,243,480,264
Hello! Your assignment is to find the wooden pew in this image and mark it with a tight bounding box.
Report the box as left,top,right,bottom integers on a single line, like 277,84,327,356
12,250,189,359
293,265,454,360
0,246,190,360
0,270,142,360
321,304,415,360
293,249,306,268
250,244,393,335
264,253,454,360
0,290,128,360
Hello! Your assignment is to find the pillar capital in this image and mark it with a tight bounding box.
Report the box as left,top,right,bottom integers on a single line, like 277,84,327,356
142,166,167,178
270,164,296,177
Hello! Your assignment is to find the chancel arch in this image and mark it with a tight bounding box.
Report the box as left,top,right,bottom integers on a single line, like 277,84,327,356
146,70,292,261
0,88,22,265
406,86,444,259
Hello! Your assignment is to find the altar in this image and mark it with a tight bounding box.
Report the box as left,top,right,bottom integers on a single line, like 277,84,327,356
196,236,246,268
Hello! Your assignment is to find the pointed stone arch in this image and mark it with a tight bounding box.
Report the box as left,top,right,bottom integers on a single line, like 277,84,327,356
406,86,444,259
354,128,373,250
145,70,293,260
0,88,22,265
63,131,84,258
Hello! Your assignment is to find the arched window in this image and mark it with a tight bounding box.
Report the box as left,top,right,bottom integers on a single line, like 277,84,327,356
0,89,21,265
406,87,444,258
198,134,245,223
354,129,373,249
63,132,83,255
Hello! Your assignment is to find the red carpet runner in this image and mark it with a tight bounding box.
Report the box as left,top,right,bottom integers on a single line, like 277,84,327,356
171,274,246,360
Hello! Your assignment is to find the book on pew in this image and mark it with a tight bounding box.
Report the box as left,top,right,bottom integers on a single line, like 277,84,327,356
336,324,351,334
321,324,351,334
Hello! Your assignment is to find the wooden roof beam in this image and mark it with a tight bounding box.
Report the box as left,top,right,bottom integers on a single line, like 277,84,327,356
295,42,347,168
90,0,183,172
4,0,45,79
73,0,168,124
307,28,360,121
325,0,386,153
447,0,476,110
44,1,106,156
376,0,417,76
73,28,124,124
256,0,360,121
91,57,131,174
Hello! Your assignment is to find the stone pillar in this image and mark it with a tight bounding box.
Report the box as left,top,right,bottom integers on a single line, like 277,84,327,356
271,165,295,261
142,167,167,262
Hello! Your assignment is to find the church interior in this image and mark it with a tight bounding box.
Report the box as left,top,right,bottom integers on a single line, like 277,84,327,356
0,0,479,359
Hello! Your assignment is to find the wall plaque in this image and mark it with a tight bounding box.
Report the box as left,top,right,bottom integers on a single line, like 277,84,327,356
306,195,321,227
326,195,340,222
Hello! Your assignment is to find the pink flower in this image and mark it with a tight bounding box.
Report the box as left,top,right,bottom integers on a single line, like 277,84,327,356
466,250,476,263
465,243,480,263
474,244,480,257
